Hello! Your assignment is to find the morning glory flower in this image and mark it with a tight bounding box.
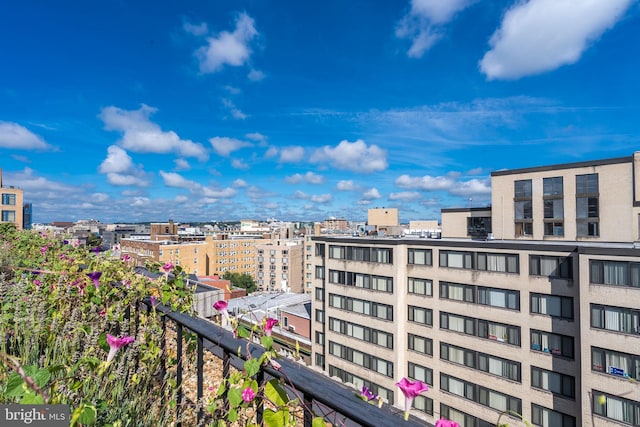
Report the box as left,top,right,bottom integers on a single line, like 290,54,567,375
106,334,134,362
87,271,102,289
121,254,131,262
213,300,230,321
396,377,428,421
161,262,173,273
264,318,278,336
241,387,256,402
360,386,377,402
435,419,460,427
150,295,157,307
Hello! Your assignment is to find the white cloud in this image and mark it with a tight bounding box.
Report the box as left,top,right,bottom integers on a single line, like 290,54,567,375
336,180,358,191
99,145,150,187
209,136,252,156
99,104,208,160
293,190,308,199
311,194,332,203
232,178,248,188
396,0,476,57
202,186,237,198
279,146,305,163
245,132,267,143
159,171,197,189
264,146,278,158
362,188,382,200
222,98,247,120
174,158,191,170
389,191,421,201
91,193,110,203
195,12,258,73
285,172,324,185
184,21,208,36
480,0,634,80
224,85,241,95
248,69,266,81
310,139,387,173
0,121,51,150
231,158,249,169
395,173,491,198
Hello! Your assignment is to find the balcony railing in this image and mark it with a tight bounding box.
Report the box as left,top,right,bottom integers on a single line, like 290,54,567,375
149,299,427,427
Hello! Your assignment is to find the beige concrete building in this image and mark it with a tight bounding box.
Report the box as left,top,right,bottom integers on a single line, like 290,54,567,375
322,217,348,232
256,239,303,293
311,153,640,427
0,169,24,230
368,207,399,229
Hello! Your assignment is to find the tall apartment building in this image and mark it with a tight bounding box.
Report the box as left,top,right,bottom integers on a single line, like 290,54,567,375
256,239,303,293
311,153,640,427
0,169,24,230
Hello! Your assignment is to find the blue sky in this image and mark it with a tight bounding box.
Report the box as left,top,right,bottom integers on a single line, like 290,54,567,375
1,0,639,224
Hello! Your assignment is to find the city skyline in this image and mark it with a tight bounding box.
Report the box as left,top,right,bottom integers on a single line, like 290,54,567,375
1,0,639,224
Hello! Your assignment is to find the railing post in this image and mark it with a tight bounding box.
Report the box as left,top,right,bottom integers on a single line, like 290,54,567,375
303,393,313,427
160,314,166,380
176,323,183,427
197,334,204,424
255,369,264,424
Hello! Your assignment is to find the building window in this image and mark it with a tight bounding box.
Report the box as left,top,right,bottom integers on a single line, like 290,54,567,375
532,404,576,427
315,353,324,367
1,210,16,222
328,341,393,377
315,331,324,344
441,373,522,415
315,243,325,257
408,248,432,265
315,309,324,324
592,391,640,425
529,255,572,278
328,293,393,321
1,193,16,205
531,293,573,320
315,288,324,301
440,342,521,382
476,252,519,273
439,281,475,303
576,173,599,236
315,266,324,279
515,179,533,236
531,330,574,358
408,333,432,356
408,306,433,326
329,365,393,403
413,396,433,416
408,362,433,385
591,347,640,380
477,287,520,310
591,304,640,335
440,312,521,346
543,177,564,236
531,367,575,399
329,317,393,349
439,250,473,269
590,260,640,287
440,404,491,427
408,277,433,296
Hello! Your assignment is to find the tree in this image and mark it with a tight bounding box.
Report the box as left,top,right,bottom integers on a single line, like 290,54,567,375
222,271,257,294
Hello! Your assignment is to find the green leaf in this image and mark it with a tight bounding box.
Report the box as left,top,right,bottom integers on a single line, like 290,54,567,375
261,336,274,349
227,407,239,422
312,417,327,427
5,373,25,397
79,403,97,425
263,408,287,427
91,296,101,304
20,391,44,404
237,325,250,339
33,368,51,388
228,387,243,408
264,379,289,407
244,358,260,377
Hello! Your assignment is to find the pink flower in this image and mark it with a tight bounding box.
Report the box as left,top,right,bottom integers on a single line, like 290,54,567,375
33,279,41,287
396,377,428,421
161,262,173,273
241,387,256,402
435,419,460,427
40,246,48,255
360,386,377,402
264,318,278,336
213,300,229,321
106,334,135,362
150,295,157,307
121,254,131,262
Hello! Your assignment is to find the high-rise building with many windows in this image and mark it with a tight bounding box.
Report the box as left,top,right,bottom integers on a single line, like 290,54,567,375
0,168,24,230
311,153,640,426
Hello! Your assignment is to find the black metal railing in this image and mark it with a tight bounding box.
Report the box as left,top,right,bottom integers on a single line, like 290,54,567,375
148,300,427,427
